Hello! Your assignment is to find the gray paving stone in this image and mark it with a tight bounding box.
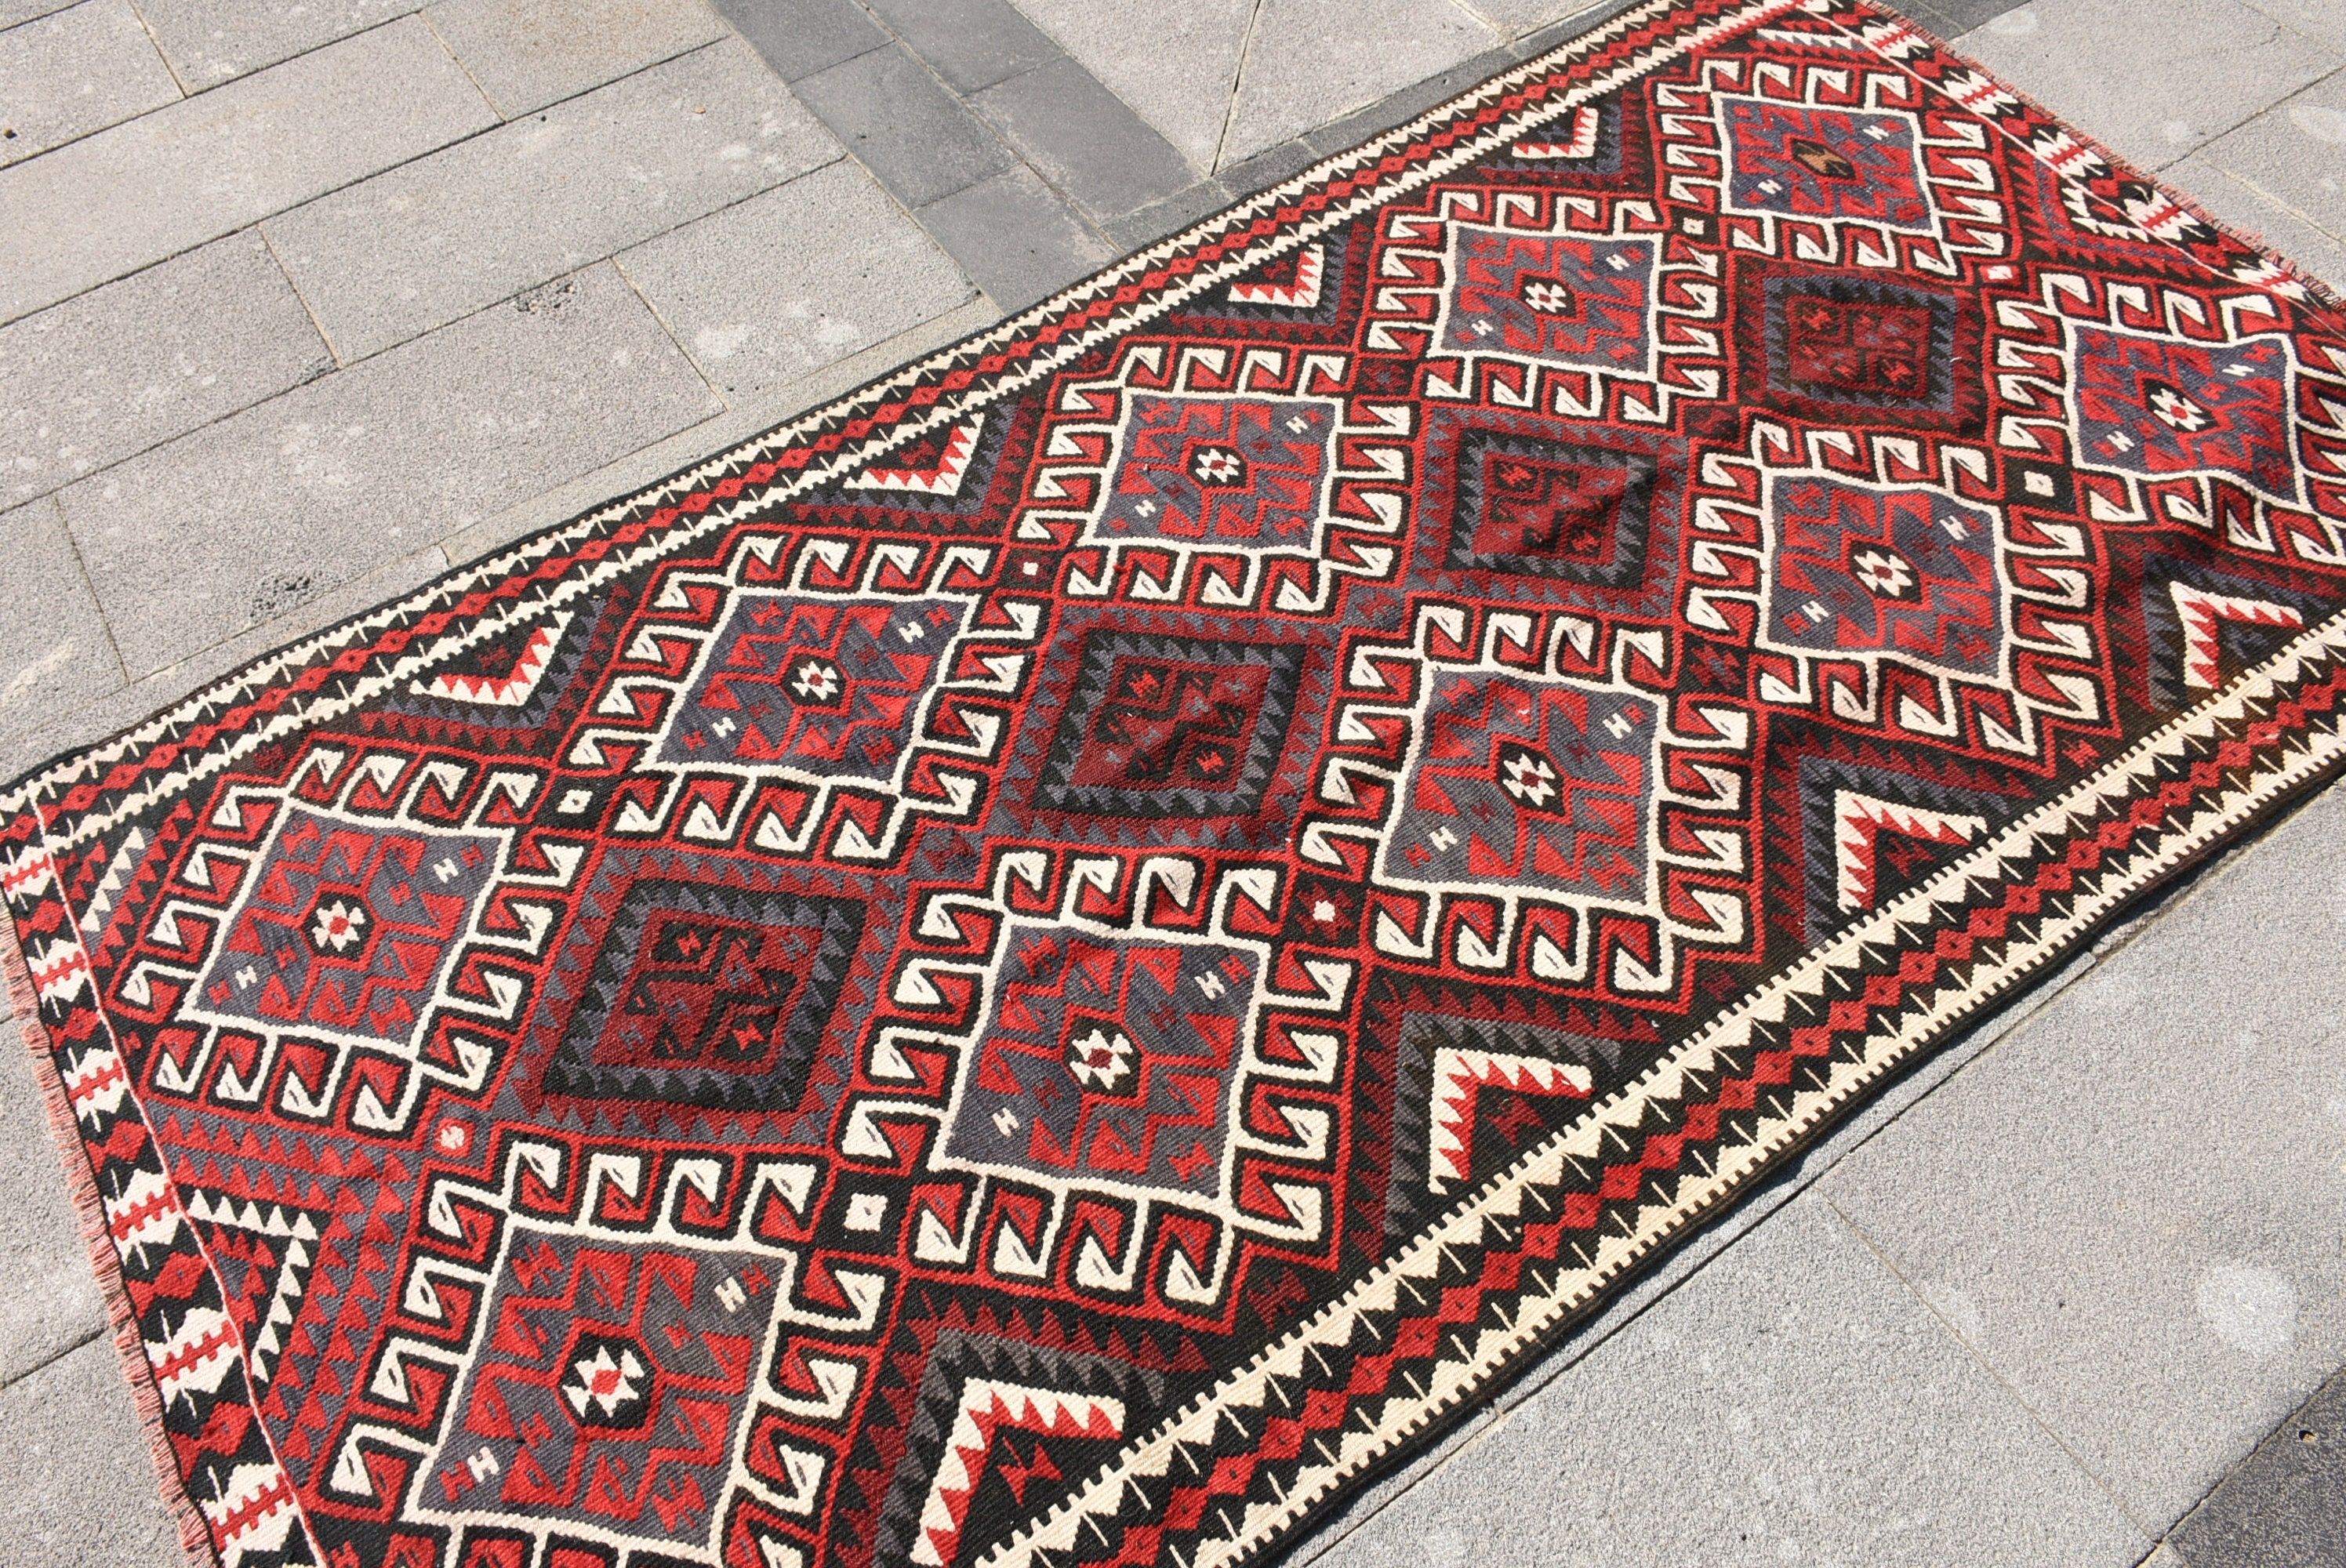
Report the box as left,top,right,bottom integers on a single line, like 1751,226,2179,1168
0,543,450,783
972,55,1193,220
0,1339,187,1568
0,17,496,325
1099,175,1237,256
1824,782,2346,1529
59,263,717,677
617,161,971,397
1929,0,2038,32
0,1006,106,1388
708,0,885,82
2196,74,2346,256
135,0,424,90
913,162,1115,313
2170,1362,2346,1566
1221,136,1320,199
1224,0,1500,167
1011,0,1255,173
1452,0,1611,36
0,498,119,768
865,0,1056,93
791,41,1014,208
0,0,74,28
2167,153,2346,295
438,292,997,567
0,0,178,168
2236,0,2346,53
1318,1197,2144,1568
2,231,331,508
1954,0,2338,171
263,38,836,361
423,0,730,116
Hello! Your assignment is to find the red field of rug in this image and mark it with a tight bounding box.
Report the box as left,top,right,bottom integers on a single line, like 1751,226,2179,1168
8,1,2346,1564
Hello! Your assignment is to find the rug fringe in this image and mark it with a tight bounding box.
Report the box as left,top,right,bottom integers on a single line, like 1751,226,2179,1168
3,920,223,1567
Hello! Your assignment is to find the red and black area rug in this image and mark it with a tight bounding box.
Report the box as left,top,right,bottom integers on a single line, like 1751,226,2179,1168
11,1,2346,1564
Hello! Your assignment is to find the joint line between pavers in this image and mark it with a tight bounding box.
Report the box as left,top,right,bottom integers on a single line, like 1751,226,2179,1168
1821,1191,2158,1539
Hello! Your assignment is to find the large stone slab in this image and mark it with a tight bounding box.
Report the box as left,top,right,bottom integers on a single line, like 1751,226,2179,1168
1224,0,1499,166
790,42,1015,209
616,162,971,398
423,0,731,115
971,54,1193,220
863,0,1058,94
0,18,496,325
1825,782,2346,1529
914,163,1117,313
1953,0,2339,172
1011,0,1256,174
132,0,422,90
1315,1197,2144,1568
708,0,886,82
2195,74,2346,249
0,0,179,168
2,231,331,508
0,1005,106,1388
0,499,120,780
58,263,719,677
265,39,835,361
0,1340,187,1568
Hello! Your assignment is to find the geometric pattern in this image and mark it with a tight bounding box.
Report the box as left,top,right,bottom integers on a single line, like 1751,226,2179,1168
186,804,499,1055
1030,629,1309,818
13,7,2346,1568
935,921,1261,1205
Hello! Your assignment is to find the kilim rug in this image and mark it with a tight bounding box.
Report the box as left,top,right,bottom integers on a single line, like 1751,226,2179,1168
10,1,2346,1563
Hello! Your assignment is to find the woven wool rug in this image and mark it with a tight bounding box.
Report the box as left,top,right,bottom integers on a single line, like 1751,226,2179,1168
11,1,2346,1564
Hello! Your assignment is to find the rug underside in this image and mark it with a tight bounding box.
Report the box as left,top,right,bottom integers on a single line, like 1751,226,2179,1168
9,2,2346,1565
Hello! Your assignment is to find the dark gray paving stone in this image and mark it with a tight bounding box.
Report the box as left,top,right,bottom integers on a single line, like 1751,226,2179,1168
0,1003,107,1387
1221,136,1320,199
865,0,1057,93
2171,1363,2346,1567
709,0,885,82
972,54,1193,220
0,498,120,771
617,161,972,397
1099,176,1236,256
0,1340,189,1567
59,263,718,677
1315,1198,2145,1568
1952,0,2338,171
0,17,497,325
792,41,1015,207
1825,781,2346,1527
915,163,1114,313
1926,0,2036,32
135,0,425,91
0,0,179,168
263,38,838,360
423,0,732,116
1,231,332,508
